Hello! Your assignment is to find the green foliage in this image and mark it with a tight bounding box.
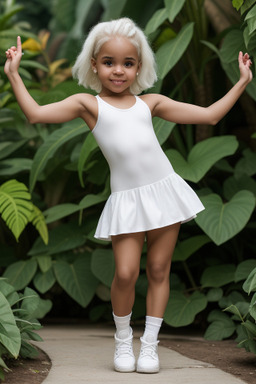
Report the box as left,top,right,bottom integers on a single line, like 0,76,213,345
203,265,256,355
195,191,255,245
0,180,48,243
0,279,51,380
164,291,207,327
166,136,238,183
156,22,194,79
0,0,256,360
29,119,89,192
54,254,99,307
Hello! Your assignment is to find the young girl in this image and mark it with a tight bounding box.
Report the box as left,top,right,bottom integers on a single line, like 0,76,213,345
5,18,252,374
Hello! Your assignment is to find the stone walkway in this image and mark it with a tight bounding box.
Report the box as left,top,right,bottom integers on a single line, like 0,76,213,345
37,325,247,384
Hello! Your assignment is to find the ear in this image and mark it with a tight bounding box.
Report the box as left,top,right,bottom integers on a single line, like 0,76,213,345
91,57,97,72
137,61,142,75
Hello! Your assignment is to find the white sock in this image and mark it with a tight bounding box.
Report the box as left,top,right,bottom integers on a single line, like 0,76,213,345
113,312,132,339
142,316,163,342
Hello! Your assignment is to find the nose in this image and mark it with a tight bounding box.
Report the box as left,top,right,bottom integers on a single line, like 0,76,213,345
113,65,124,75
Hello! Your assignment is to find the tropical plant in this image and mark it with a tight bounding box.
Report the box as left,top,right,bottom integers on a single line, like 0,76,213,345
0,278,51,380
204,260,256,354
0,179,48,243
0,0,256,354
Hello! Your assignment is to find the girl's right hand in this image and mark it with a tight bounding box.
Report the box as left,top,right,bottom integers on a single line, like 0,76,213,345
4,36,23,76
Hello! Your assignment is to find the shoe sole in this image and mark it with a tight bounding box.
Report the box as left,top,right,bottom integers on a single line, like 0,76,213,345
114,366,136,373
136,366,159,374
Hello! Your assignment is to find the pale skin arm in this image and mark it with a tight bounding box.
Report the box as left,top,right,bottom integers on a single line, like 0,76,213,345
4,36,95,125
147,51,253,125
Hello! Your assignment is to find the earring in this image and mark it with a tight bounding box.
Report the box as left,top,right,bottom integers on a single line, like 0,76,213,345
136,72,139,76
93,69,97,74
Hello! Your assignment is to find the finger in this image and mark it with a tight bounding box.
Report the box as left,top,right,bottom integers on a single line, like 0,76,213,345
238,51,243,64
17,36,22,54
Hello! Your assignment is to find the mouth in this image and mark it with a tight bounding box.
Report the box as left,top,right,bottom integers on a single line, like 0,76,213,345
110,79,126,85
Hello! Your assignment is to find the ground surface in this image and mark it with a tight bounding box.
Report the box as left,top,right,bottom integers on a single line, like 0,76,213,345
2,332,256,384
161,336,256,384
2,348,51,384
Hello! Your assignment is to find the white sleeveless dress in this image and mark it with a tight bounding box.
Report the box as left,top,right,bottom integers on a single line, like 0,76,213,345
92,95,204,241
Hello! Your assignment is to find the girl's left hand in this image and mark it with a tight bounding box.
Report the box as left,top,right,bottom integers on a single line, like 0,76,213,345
238,51,253,84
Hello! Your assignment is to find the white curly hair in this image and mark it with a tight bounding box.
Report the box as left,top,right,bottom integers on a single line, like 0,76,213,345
72,18,157,95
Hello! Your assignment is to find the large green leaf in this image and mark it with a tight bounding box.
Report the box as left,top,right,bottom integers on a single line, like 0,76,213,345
164,0,186,22
29,205,48,245
223,175,256,200
153,117,176,145
28,223,86,256
0,180,33,241
235,149,256,178
0,292,21,358
36,255,52,273
204,310,236,340
220,29,245,64
101,0,126,21
0,159,32,176
156,22,194,79
33,269,56,294
54,254,99,307
249,293,256,321
91,249,115,288
201,264,236,288
245,4,256,35
243,267,256,294
219,29,256,101
44,193,106,224
0,4,24,29
145,8,167,35
0,140,27,160
235,260,256,283
173,235,211,262
29,120,88,192
20,288,40,320
3,260,38,291
164,291,207,327
70,0,95,39
78,133,99,187
166,136,238,183
195,191,255,245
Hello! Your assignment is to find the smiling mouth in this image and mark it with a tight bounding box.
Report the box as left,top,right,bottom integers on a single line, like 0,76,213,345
111,80,126,85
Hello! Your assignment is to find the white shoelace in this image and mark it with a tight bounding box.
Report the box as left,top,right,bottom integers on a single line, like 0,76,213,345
115,334,134,357
139,338,159,360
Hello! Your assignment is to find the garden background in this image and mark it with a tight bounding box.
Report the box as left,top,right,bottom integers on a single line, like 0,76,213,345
0,0,256,376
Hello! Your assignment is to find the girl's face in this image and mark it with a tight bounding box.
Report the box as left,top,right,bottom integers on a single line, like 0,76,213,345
91,36,141,96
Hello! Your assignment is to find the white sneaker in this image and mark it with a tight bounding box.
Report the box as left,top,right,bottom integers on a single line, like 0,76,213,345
114,331,135,372
137,337,160,373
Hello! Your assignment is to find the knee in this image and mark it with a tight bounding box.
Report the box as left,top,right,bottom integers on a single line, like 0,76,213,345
146,262,169,284
114,267,139,289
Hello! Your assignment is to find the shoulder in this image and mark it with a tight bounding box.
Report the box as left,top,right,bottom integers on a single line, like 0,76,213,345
72,93,98,116
71,93,97,109
70,93,98,130
138,94,170,117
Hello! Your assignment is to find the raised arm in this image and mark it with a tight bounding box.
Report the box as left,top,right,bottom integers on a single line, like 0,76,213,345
4,36,88,125
151,52,253,125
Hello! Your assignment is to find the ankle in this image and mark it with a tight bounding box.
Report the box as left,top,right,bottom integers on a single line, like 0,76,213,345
142,316,163,342
113,312,132,339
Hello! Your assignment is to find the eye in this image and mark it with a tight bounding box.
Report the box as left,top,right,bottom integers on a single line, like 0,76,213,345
104,60,112,66
124,61,134,67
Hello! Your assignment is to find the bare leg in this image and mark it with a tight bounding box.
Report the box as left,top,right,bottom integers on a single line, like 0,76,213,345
145,223,181,318
111,232,145,317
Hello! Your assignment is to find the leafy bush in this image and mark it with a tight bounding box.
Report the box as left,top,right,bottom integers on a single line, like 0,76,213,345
0,279,51,380
0,0,256,357
204,261,256,354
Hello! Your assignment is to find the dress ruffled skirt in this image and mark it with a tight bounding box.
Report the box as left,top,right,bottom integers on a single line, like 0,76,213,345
94,173,204,241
